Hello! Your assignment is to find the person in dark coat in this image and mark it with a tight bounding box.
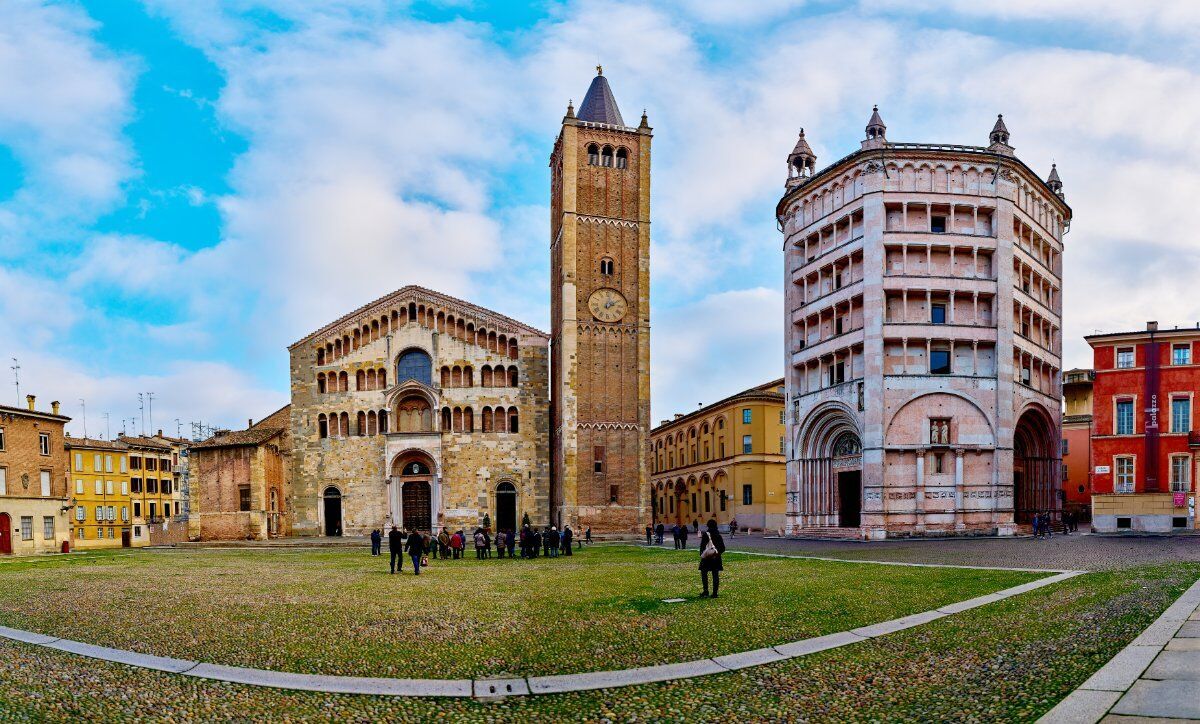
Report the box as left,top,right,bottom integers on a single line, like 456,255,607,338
405,529,425,575
679,524,689,550
388,526,404,574
585,527,592,544
671,523,681,549
507,529,517,558
655,522,664,545
645,525,653,545
561,526,573,556
370,529,381,556
699,519,726,598
532,529,542,557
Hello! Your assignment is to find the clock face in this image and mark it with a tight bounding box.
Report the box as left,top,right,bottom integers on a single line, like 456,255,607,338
588,288,628,323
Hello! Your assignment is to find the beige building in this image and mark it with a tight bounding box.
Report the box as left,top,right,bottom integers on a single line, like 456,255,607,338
0,396,71,555
651,381,787,532
190,406,291,541
288,286,551,536
780,110,1069,539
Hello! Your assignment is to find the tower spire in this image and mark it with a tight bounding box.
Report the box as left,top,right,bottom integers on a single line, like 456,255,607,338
988,113,1013,155
1046,163,1064,199
862,105,887,150
576,69,624,126
787,128,817,189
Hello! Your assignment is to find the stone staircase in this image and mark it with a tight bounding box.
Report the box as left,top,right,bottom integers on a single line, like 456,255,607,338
787,527,865,541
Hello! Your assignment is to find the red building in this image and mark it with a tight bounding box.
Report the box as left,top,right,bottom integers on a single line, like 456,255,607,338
1086,322,1198,532
1061,369,1094,520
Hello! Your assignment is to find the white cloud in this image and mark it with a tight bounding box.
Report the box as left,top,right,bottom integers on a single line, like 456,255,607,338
0,0,134,249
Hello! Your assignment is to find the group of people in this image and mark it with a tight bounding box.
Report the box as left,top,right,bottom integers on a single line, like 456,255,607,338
368,522,594,573
643,519,738,549
1030,511,1064,539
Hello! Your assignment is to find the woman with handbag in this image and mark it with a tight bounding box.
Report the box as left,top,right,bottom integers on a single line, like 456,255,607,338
699,519,726,598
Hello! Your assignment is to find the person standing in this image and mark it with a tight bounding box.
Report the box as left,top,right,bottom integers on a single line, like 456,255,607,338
561,525,573,556
370,529,382,556
655,522,664,545
406,529,425,575
585,527,592,545
671,523,680,549
699,519,726,598
679,524,689,550
645,525,652,545
438,528,450,560
729,519,738,538
507,528,517,558
388,526,404,574
474,529,486,559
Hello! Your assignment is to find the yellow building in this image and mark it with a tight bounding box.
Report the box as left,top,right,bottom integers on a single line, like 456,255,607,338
118,436,177,545
66,438,133,549
650,380,787,532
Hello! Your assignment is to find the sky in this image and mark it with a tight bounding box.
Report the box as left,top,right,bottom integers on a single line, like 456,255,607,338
2,0,1199,439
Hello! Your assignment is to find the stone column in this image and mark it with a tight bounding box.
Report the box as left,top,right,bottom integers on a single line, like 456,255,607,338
915,448,925,530
954,448,965,529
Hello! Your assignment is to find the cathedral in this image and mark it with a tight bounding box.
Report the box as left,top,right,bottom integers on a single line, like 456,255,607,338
287,69,651,535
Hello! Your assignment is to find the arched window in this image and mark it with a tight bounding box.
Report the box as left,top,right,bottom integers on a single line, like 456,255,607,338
453,407,463,433
441,407,452,432
318,414,328,439
356,369,365,390
600,257,614,275
367,410,377,436
482,365,493,387
587,144,599,165
339,412,350,437
495,406,508,433
394,396,432,432
357,411,366,436
616,148,627,169
378,369,386,388
396,349,433,386
464,366,473,386
508,340,518,359
508,407,519,434
317,373,326,394
482,406,493,433
601,146,613,167
366,369,376,390
378,410,388,434
338,371,348,391
441,366,451,387
463,407,473,433
452,366,462,387
317,348,325,365
508,366,518,387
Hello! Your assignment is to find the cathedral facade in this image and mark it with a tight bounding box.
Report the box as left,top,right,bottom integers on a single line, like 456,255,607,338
288,287,551,537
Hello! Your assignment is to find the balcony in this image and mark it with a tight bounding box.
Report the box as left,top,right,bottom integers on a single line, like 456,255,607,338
1190,431,1200,448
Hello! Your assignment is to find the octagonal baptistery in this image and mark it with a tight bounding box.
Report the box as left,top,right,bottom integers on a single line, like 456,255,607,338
778,109,1071,539
288,286,551,537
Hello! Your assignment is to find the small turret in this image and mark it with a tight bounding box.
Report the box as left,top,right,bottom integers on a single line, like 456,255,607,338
862,105,886,150
786,128,817,189
1046,163,1064,200
988,114,1013,155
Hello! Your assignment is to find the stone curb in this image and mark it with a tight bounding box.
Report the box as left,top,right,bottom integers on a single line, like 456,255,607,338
1037,577,1200,724
0,567,1078,699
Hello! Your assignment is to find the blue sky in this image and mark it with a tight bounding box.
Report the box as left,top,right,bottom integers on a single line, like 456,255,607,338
2,0,1199,438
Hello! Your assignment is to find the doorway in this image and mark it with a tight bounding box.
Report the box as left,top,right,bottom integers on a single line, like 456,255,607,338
402,481,432,532
0,513,10,554
323,487,342,536
121,529,131,548
495,482,517,532
837,471,861,528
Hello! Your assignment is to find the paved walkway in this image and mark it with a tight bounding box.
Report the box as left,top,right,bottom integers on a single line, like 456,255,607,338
1039,577,1200,723
0,570,1080,699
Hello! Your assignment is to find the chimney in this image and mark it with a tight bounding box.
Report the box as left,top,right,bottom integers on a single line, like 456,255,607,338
157,429,163,437
248,418,254,428
51,400,60,415
1147,321,1159,332
26,394,35,411
674,413,683,420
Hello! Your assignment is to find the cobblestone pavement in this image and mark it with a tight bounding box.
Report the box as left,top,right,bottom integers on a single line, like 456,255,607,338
699,532,1200,571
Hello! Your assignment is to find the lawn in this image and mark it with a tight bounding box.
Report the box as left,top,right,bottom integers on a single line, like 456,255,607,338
0,544,1041,679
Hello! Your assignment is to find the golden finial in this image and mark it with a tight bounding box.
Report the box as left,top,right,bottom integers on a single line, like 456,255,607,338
596,64,603,76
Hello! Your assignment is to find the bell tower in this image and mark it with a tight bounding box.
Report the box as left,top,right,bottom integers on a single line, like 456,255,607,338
550,67,652,532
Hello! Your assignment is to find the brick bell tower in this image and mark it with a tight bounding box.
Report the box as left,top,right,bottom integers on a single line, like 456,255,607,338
550,67,652,533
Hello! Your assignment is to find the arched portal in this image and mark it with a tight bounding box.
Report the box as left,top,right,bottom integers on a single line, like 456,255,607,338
795,403,863,528
322,487,342,537
402,481,432,532
1013,405,1060,524
495,481,517,532
390,451,437,531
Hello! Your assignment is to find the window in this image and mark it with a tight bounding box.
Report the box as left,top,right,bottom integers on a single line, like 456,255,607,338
828,361,846,385
0,427,3,450
94,506,102,522
104,455,113,473
0,467,7,495
1115,457,1135,493
742,435,753,454
587,144,599,165
779,410,785,424
396,348,433,386
105,480,113,495
1116,400,1134,435
1171,397,1191,433
74,452,81,470
75,506,84,522
934,453,945,474
931,303,946,325
131,478,142,493
75,479,83,495
930,216,946,233
1173,517,1189,528
601,146,613,167
610,484,619,503
600,257,614,275
149,502,157,520
120,481,127,496
1116,517,1132,529
77,527,85,539
742,484,753,506
130,456,141,470
120,457,127,473
1170,456,1191,493
106,506,114,522
93,454,101,470
133,502,141,518
39,433,50,456
616,148,628,169
1061,439,1069,455
20,517,32,541
1116,347,1134,369
94,480,102,495
779,436,785,454
930,349,951,375
1173,344,1191,366
719,489,727,511
40,470,50,497
147,479,158,494
594,446,606,474
742,408,752,424
146,458,157,471
162,480,172,495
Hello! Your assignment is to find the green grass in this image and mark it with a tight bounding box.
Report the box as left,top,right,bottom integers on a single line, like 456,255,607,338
0,545,1039,679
